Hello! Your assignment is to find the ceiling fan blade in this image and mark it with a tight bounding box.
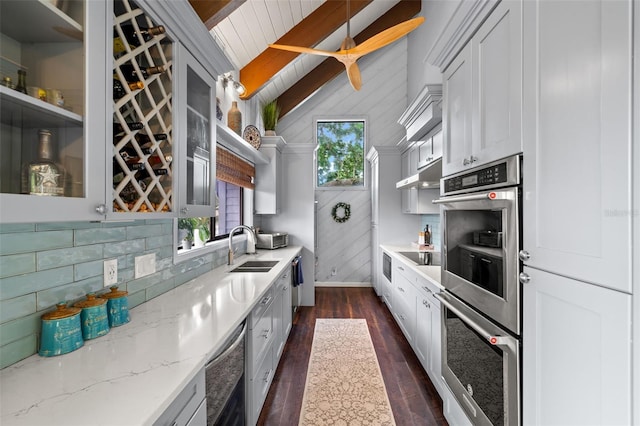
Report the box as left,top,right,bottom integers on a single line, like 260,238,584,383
350,17,425,56
269,43,339,58
346,62,362,91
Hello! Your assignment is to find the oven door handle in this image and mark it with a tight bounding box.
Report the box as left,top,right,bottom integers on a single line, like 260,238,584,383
435,293,517,352
432,190,513,204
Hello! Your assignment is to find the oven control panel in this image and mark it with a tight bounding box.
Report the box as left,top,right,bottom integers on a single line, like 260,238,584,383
442,155,521,195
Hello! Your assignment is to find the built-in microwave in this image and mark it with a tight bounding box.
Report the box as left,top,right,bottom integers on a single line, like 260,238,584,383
382,252,392,283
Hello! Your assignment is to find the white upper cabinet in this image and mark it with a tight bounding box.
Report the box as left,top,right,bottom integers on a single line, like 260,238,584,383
0,0,108,222
174,45,217,218
255,136,286,215
521,0,634,293
442,0,522,177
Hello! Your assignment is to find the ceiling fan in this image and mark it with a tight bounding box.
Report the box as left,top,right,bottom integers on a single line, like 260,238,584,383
269,1,424,91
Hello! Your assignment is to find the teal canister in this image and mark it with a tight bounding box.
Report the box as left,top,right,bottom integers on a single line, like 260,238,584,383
74,294,110,340
99,286,130,327
39,302,84,357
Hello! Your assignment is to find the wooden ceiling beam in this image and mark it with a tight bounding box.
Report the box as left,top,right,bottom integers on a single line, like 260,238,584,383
239,0,372,99
277,0,422,117
188,0,246,30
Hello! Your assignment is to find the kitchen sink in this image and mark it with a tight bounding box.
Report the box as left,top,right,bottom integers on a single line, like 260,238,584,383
230,260,279,273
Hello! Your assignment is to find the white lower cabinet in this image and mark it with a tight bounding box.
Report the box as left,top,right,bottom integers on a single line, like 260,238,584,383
414,281,443,395
392,261,418,343
153,368,206,426
273,269,292,360
247,266,294,425
522,266,632,425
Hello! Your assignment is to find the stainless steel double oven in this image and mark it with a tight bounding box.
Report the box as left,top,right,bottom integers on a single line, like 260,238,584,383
433,155,522,426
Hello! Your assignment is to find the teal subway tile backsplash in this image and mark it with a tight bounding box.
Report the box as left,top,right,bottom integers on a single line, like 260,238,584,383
0,230,73,256
0,294,36,324
0,219,232,369
0,266,74,301
37,244,104,270
126,223,165,239
0,253,36,279
75,227,127,246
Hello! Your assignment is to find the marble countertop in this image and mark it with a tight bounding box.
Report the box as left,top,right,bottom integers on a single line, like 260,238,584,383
0,246,302,426
380,244,443,288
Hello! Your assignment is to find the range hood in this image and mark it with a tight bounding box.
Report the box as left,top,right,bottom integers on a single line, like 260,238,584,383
395,84,443,190
396,158,442,189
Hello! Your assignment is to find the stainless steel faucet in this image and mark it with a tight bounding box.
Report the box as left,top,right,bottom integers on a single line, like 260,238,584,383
228,225,257,265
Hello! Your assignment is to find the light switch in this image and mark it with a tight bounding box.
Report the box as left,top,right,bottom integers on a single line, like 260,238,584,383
135,253,156,279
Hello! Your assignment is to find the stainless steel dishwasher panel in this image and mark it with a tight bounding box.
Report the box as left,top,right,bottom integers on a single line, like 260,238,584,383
206,322,246,425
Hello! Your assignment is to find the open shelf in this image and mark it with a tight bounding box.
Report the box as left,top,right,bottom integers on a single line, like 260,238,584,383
0,86,83,128
0,0,83,43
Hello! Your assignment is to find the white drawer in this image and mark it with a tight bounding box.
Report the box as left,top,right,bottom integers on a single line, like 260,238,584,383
249,303,273,371
250,344,274,425
250,287,274,329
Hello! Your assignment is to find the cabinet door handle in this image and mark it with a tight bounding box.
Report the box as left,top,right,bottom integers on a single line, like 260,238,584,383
470,155,478,163
397,266,405,271
423,299,430,308
261,329,270,339
519,272,531,284
463,158,470,166
397,286,405,293
519,250,531,262
95,204,107,215
422,286,432,293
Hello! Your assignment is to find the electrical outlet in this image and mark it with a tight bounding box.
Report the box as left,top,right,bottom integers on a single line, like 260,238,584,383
104,259,118,287
135,253,156,279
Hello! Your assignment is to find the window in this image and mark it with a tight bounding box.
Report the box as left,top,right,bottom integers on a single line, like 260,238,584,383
176,146,254,254
315,119,366,188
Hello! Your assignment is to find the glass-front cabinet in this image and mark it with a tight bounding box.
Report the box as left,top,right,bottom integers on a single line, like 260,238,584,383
0,0,108,222
174,45,217,219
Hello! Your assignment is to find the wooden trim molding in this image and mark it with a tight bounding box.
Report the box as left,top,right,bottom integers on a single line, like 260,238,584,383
188,0,246,30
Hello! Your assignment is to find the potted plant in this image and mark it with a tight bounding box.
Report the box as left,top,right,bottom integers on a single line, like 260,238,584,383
261,99,280,136
178,218,194,250
192,217,211,247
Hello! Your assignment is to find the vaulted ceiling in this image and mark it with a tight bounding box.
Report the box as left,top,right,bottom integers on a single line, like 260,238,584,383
188,0,421,118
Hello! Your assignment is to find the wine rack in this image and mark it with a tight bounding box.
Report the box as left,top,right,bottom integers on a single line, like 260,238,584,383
112,0,173,213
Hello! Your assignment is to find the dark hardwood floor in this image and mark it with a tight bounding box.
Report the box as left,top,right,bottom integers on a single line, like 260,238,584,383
257,287,448,425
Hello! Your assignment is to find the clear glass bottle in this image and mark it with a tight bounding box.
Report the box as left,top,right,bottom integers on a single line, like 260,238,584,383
22,130,65,196
15,69,27,94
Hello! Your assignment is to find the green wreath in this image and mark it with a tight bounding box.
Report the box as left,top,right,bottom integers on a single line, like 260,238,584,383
331,202,351,223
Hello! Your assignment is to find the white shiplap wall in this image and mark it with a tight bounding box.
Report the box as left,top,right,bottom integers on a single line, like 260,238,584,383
271,39,408,286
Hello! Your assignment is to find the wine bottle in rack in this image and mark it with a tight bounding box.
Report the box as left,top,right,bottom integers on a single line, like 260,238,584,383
119,145,154,159
135,133,168,144
136,167,169,183
114,156,145,171
113,23,166,55
123,153,172,167
114,121,144,135
113,78,143,99
118,64,166,83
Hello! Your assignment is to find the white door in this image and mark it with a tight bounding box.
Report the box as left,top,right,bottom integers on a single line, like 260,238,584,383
522,266,632,425
522,0,633,293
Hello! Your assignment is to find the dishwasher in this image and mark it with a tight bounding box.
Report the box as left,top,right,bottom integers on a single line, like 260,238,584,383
206,321,246,425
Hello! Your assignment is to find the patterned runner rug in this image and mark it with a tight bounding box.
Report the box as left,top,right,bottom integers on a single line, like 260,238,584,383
299,318,396,425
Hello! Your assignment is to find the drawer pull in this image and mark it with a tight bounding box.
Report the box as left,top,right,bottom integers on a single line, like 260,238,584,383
397,266,405,271
263,369,272,383
260,295,272,305
422,286,432,293
397,286,405,292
